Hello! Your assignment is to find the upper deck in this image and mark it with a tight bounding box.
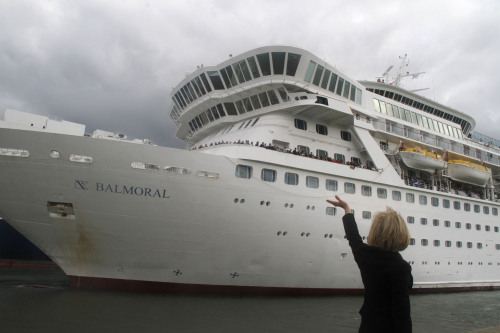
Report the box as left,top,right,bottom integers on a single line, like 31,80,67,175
169,46,365,141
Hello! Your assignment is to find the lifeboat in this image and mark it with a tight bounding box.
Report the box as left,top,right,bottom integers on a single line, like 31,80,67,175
398,147,447,172
447,160,491,186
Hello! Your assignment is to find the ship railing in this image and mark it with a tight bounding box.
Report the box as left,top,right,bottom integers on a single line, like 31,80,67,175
374,118,500,167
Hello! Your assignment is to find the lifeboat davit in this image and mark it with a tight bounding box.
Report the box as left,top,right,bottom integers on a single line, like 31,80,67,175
447,160,491,186
398,147,447,172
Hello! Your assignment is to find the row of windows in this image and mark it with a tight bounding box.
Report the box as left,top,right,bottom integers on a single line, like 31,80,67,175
294,118,352,141
368,88,473,135
172,52,302,115
188,88,285,133
304,60,362,104
235,165,500,215
406,216,499,232
373,98,464,140
410,239,500,250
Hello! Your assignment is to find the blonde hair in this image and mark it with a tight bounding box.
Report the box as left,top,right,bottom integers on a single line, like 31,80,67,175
367,207,410,252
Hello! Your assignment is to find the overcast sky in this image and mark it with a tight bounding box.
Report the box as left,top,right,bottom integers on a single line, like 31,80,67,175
1,0,499,148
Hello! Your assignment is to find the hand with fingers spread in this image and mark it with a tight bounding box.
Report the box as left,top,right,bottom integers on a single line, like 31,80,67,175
326,195,352,215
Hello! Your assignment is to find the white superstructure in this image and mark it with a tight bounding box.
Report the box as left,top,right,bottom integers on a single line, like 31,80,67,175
0,46,499,294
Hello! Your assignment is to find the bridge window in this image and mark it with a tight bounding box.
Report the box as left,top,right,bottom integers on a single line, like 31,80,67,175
256,53,271,76
271,52,285,75
207,71,225,90
286,53,301,76
247,56,261,78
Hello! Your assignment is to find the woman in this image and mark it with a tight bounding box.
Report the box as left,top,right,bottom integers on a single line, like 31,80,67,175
327,195,413,333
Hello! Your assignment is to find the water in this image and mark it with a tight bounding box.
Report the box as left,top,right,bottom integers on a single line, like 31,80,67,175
1,267,499,333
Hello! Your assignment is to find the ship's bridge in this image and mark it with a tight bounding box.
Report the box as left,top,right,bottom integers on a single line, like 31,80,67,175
169,46,365,141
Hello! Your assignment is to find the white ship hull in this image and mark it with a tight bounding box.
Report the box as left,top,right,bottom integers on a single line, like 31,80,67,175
1,128,499,294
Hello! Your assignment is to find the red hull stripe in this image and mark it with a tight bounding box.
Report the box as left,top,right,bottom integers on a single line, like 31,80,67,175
68,275,500,295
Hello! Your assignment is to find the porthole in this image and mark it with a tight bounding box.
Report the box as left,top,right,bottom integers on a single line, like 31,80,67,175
240,199,245,203
234,198,239,203
260,201,265,205
266,201,270,206
49,150,61,159
284,203,289,208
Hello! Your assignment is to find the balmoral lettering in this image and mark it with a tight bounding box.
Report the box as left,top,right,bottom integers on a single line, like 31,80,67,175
95,182,169,199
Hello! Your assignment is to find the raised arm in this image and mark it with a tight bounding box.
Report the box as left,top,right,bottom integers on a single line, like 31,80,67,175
326,195,352,215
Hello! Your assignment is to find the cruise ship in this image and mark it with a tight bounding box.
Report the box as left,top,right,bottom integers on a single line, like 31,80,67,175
0,46,499,294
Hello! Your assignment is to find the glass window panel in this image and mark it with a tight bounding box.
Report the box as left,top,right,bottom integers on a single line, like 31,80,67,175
411,112,418,124
321,69,331,89
373,99,381,112
350,85,356,101
386,103,394,116
355,88,362,104
235,100,246,114
427,118,434,131
235,165,252,179
336,77,344,96
259,92,270,107
224,102,238,116
380,101,387,114
297,145,310,154
225,65,238,86
392,190,401,201
438,122,444,133
294,118,307,130
271,52,286,75
247,56,261,78
328,73,338,92
344,182,356,194
316,149,328,158
284,172,298,185
343,81,351,99
261,168,277,182
316,124,328,135
286,53,301,76
326,179,338,191
194,76,207,95
207,71,225,90
239,60,252,81
377,188,387,199
232,63,245,84
405,110,412,122
243,97,253,111
220,68,232,88
211,106,220,119
416,114,423,126
406,193,415,203
277,87,288,102
312,65,324,86
393,105,400,118
199,73,212,92
362,185,372,197
334,153,345,163
442,123,450,135
256,53,271,76
422,115,429,128
250,95,261,109
268,90,280,105
206,110,214,122
419,195,427,205
306,176,319,189
216,103,225,117
190,79,202,98
304,61,316,83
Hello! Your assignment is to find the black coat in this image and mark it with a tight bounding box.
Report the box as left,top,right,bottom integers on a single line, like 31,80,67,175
342,213,413,333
